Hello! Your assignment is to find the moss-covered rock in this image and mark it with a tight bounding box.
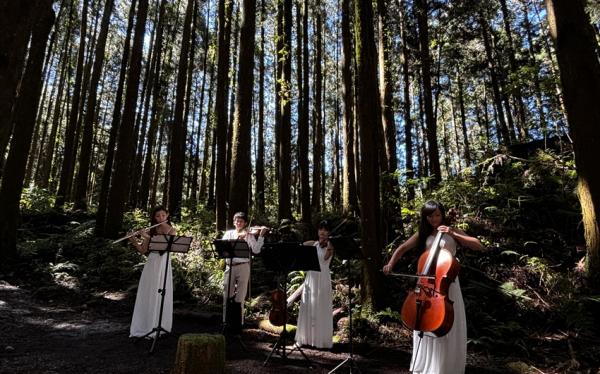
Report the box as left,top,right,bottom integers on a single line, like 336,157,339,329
258,319,297,336
172,333,225,374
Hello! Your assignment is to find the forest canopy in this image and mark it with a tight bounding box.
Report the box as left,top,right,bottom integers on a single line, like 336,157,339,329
1,0,600,304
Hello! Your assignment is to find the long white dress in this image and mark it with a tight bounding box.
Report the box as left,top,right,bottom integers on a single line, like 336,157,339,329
129,248,173,337
410,234,467,374
295,242,333,349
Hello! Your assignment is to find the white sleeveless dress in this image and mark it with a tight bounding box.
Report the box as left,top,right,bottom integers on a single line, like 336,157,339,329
295,242,333,348
129,242,173,337
410,234,467,374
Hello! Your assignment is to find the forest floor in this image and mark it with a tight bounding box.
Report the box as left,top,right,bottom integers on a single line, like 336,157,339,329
0,279,514,374
2,205,599,374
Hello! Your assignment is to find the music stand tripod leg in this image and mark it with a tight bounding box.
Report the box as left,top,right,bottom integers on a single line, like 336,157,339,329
263,276,290,366
263,274,313,368
329,260,361,373
263,331,285,366
136,247,172,354
222,257,234,335
288,342,313,367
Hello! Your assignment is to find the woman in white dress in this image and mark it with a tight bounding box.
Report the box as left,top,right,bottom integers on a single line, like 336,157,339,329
295,220,335,349
128,206,176,338
383,200,483,374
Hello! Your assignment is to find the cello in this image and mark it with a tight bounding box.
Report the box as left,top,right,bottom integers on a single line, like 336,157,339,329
400,230,460,337
268,288,288,326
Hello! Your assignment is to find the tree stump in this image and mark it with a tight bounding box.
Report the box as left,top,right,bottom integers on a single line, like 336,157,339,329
172,334,225,374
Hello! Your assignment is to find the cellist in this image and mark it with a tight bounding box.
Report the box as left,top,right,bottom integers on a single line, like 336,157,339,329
383,200,483,374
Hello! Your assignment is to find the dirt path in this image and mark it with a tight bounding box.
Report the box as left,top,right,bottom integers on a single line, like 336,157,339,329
0,281,418,373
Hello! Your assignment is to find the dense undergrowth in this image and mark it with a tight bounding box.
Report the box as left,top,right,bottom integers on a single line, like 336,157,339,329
5,147,600,372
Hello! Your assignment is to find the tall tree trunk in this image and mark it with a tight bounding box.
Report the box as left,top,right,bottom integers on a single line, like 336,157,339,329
0,0,54,261
96,0,137,234
139,0,167,210
546,0,600,288
414,0,441,185
228,0,256,219
479,10,511,146
297,0,310,223
341,0,357,216
183,1,199,202
150,121,165,208
130,15,158,209
0,1,36,169
73,0,115,210
417,76,429,178
482,89,492,147
55,0,89,208
37,12,73,189
276,0,293,221
354,0,384,309
399,0,414,201
199,58,216,205
456,75,472,166
532,0,568,128
207,115,217,209
499,0,528,141
215,0,233,230
377,0,397,175
104,0,149,238
377,0,401,242
224,4,239,207
311,1,323,212
190,1,211,210
255,0,266,215
168,0,195,219
522,0,548,141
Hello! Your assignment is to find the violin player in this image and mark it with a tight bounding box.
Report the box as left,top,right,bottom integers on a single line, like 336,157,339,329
295,220,335,349
221,212,267,333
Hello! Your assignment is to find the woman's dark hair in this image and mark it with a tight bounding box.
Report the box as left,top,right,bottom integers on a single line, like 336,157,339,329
318,220,332,231
149,205,169,236
416,200,446,252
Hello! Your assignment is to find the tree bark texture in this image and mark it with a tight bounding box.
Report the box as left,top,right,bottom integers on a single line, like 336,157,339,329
104,0,149,238
228,0,257,220
0,0,54,261
354,0,385,309
546,0,600,288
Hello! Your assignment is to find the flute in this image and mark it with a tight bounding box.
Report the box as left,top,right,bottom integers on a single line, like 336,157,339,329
112,221,167,244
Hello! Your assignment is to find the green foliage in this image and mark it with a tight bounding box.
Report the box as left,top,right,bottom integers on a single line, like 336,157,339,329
499,281,532,306
373,307,402,324
20,187,55,214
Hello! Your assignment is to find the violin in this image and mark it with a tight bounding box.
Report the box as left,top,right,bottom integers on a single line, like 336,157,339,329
247,226,272,238
400,230,460,336
268,288,288,327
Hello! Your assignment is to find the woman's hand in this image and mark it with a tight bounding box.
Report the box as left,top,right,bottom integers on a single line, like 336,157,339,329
383,262,395,274
324,241,335,261
437,225,455,236
438,225,484,251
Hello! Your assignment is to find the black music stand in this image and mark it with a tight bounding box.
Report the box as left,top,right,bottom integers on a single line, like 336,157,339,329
261,242,320,367
327,235,362,373
213,239,250,336
139,235,192,354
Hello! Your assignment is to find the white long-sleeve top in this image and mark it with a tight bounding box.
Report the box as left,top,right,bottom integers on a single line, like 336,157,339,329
221,229,264,264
